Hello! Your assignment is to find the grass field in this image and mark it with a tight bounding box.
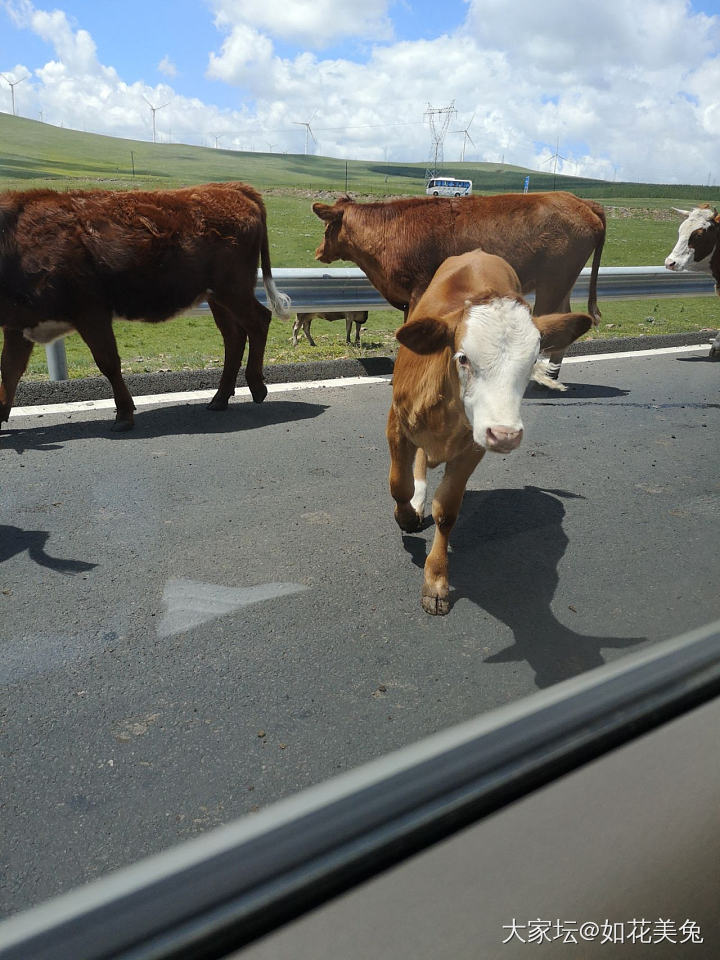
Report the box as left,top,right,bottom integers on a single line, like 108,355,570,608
2,112,719,381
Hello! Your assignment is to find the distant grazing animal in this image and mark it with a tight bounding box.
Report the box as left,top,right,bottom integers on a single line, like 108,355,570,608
292,310,368,347
664,205,720,358
313,191,605,379
387,250,592,615
0,182,291,430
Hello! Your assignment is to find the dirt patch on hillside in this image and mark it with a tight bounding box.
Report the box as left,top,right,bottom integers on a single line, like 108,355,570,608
605,206,682,221
264,187,407,203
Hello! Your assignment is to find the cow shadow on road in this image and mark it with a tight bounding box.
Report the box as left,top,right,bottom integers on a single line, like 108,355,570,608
402,485,646,689
0,524,97,574
1,399,328,453
526,381,630,401
674,354,719,364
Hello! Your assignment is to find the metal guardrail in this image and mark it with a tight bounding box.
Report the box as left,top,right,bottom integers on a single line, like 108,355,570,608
254,265,717,311
42,266,717,381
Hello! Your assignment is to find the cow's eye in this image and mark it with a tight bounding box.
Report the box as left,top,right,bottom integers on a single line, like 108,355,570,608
455,352,469,366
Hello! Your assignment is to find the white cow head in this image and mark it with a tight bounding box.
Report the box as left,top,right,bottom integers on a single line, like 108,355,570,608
397,298,591,454
665,206,720,274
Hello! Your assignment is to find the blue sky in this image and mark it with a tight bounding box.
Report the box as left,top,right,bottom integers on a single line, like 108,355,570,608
2,0,720,183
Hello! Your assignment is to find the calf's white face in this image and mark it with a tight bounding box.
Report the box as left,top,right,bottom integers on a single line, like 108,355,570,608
455,299,540,453
665,207,718,274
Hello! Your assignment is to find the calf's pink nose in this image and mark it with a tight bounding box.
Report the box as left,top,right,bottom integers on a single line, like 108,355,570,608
486,426,523,452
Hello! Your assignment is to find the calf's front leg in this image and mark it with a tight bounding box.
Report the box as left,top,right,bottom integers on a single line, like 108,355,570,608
422,446,484,616
387,406,423,533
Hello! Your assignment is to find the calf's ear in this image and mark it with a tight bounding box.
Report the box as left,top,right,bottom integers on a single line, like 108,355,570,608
533,312,593,351
312,202,341,222
396,315,454,355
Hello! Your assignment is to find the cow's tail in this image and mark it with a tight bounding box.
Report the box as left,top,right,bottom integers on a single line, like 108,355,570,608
586,202,606,325
259,222,292,319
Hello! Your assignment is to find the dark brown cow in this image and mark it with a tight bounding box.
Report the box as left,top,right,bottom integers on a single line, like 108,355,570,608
388,250,592,615
313,191,605,378
0,181,291,430
292,310,368,346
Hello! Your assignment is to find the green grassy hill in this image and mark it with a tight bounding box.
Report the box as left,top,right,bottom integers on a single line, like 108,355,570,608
3,112,720,206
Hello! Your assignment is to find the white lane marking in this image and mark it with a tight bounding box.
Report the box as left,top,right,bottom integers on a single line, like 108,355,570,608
8,375,393,419
6,343,710,420
158,579,308,639
562,343,711,363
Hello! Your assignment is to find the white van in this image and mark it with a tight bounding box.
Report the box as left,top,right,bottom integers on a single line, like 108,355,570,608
426,177,472,197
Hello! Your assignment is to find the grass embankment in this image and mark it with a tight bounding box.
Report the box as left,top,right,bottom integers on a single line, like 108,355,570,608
2,113,718,380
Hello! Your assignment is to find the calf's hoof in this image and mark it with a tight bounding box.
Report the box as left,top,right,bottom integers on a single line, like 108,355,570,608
207,395,230,411
394,504,423,533
421,592,451,616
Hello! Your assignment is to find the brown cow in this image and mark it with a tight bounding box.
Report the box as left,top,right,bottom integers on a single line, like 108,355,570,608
387,250,592,615
0,181,291,430
292,310,368,346
314,191,604,380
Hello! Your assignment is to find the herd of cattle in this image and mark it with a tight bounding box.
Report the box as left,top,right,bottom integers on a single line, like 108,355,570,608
0,181,716,612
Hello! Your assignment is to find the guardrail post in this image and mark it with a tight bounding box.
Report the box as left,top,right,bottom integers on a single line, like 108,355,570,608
45,341,68,381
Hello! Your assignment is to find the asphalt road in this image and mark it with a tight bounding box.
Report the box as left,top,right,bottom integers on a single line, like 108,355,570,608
1,344,719,918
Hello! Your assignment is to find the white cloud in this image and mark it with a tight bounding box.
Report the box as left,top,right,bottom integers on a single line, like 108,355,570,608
207,24,275,84
5,0,101,73
464,0,718,77
158,55,177,78
208,0,393,49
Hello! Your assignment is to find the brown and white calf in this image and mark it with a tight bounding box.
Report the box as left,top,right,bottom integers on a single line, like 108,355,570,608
292,310,368,346
387,250,592,615
0,182,291,430
665,206,720,358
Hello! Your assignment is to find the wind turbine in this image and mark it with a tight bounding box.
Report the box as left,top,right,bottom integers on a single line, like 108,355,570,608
453,113,476,162
543,136,567,190
1,73,29,117
293,112,317,155
143,95,169,144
